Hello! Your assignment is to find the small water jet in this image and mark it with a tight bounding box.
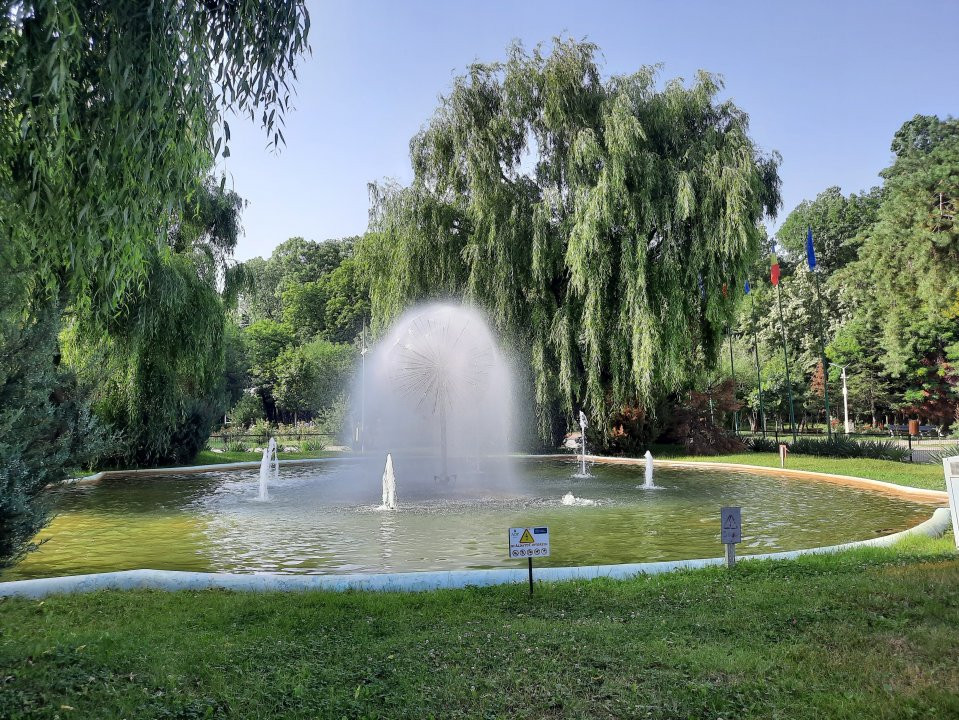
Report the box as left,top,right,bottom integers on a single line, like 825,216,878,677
572,410,593,478
381,453,397,510
561,492,597,507
258,437,279,501
637,450,661,490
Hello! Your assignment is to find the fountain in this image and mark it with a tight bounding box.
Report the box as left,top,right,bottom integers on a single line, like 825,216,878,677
638,450,660,490
573,410,592,478
258,437,279,500
381,453,397,510
362,303,514,489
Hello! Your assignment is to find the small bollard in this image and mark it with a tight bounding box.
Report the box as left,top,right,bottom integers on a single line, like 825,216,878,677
779,443,788,468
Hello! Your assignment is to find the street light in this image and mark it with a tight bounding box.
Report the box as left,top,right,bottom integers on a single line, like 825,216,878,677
837,365,852,434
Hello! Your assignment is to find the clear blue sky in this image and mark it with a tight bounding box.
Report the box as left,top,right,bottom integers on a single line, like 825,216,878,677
221,0,958,261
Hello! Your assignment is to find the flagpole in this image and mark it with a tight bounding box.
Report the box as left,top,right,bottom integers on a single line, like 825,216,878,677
812,268,832,439
748,290,766,439
775,281,798,443
805,227,832,439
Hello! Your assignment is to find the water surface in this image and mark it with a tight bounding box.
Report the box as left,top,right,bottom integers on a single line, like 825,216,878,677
2,458,936,580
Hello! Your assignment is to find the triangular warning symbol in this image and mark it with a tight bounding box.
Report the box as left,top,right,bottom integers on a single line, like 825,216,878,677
519,528,535,544
724,515,737,529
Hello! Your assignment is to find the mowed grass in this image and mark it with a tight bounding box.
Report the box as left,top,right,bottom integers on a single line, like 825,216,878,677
651,449,947,491
2,536,958,719
192,449,335,466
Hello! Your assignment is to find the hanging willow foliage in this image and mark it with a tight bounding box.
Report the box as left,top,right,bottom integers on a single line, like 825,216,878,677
0,0,309,312
363,40,781,441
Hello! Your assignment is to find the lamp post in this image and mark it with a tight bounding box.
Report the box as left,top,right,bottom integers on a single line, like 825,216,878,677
838,365,852,434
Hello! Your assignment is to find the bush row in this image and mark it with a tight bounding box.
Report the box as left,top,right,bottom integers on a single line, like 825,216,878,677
744,435,910,461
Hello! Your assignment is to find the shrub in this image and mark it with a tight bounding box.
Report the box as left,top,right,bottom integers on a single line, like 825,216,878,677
248,418,273,445
229,393,264,428
930,445,959,464
225,439,248,453
786,436,909,461
302,437,327,453
743,436,779,453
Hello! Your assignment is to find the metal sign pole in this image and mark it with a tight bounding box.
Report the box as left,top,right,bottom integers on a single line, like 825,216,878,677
528,557,533,595
725,542,736,568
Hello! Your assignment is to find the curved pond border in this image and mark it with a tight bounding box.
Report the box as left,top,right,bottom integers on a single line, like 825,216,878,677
0,509,951,598
7,452,948,599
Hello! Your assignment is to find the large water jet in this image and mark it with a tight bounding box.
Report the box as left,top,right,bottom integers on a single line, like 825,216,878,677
360,303,514,491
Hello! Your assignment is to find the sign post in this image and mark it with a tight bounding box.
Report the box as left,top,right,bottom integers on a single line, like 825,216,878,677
943,457,959,549
509,526,550,595
721,506,742,568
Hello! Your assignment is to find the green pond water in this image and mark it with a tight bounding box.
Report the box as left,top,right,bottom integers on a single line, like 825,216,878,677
2,458,937,581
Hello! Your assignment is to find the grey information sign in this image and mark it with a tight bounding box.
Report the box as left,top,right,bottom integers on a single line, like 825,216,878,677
721,506,742,544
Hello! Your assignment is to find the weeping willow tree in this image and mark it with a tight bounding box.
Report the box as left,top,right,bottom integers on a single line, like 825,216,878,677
362,39,781,442
0,0,309,311
64,180,245,467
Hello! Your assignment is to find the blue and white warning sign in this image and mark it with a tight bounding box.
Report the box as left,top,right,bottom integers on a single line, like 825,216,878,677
508,526,550,558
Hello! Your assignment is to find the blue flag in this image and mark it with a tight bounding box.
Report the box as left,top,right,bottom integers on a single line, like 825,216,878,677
744,280,751,295
806,226,817,270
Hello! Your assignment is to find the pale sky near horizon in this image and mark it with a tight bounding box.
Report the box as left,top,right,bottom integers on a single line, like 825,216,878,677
219,0,959,261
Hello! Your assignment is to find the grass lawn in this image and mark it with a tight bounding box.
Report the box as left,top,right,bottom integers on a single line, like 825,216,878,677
191,449,336,466
649,448,947,492
1,535,957,718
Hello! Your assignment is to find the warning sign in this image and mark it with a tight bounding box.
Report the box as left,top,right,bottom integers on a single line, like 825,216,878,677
721,506,742,544
509,526,550,558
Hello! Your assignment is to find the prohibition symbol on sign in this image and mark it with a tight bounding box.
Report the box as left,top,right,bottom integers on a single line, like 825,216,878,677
519,528,535,544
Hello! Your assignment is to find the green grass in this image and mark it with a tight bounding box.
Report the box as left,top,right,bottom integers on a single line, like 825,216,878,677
648,448,947,491
191,449,335,466
2,536,957,718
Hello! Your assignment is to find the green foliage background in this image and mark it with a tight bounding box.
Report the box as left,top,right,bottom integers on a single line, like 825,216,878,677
361,39,781,442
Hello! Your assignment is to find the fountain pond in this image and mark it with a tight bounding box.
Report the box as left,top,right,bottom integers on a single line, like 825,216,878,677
2,457,937,581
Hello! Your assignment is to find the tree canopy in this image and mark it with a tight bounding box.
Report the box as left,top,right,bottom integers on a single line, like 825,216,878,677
362,39,780,439
728,115,959,433
0,0,310,310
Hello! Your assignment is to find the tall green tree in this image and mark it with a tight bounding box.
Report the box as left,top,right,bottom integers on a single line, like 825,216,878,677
777,186,883,273
851,115,959,381
362,39,780,441
0,279,110,568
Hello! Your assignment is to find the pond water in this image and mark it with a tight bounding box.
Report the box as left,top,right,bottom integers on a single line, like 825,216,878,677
2,458,936,581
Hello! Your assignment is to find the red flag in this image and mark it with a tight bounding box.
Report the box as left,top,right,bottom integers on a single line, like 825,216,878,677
770,255,780,287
